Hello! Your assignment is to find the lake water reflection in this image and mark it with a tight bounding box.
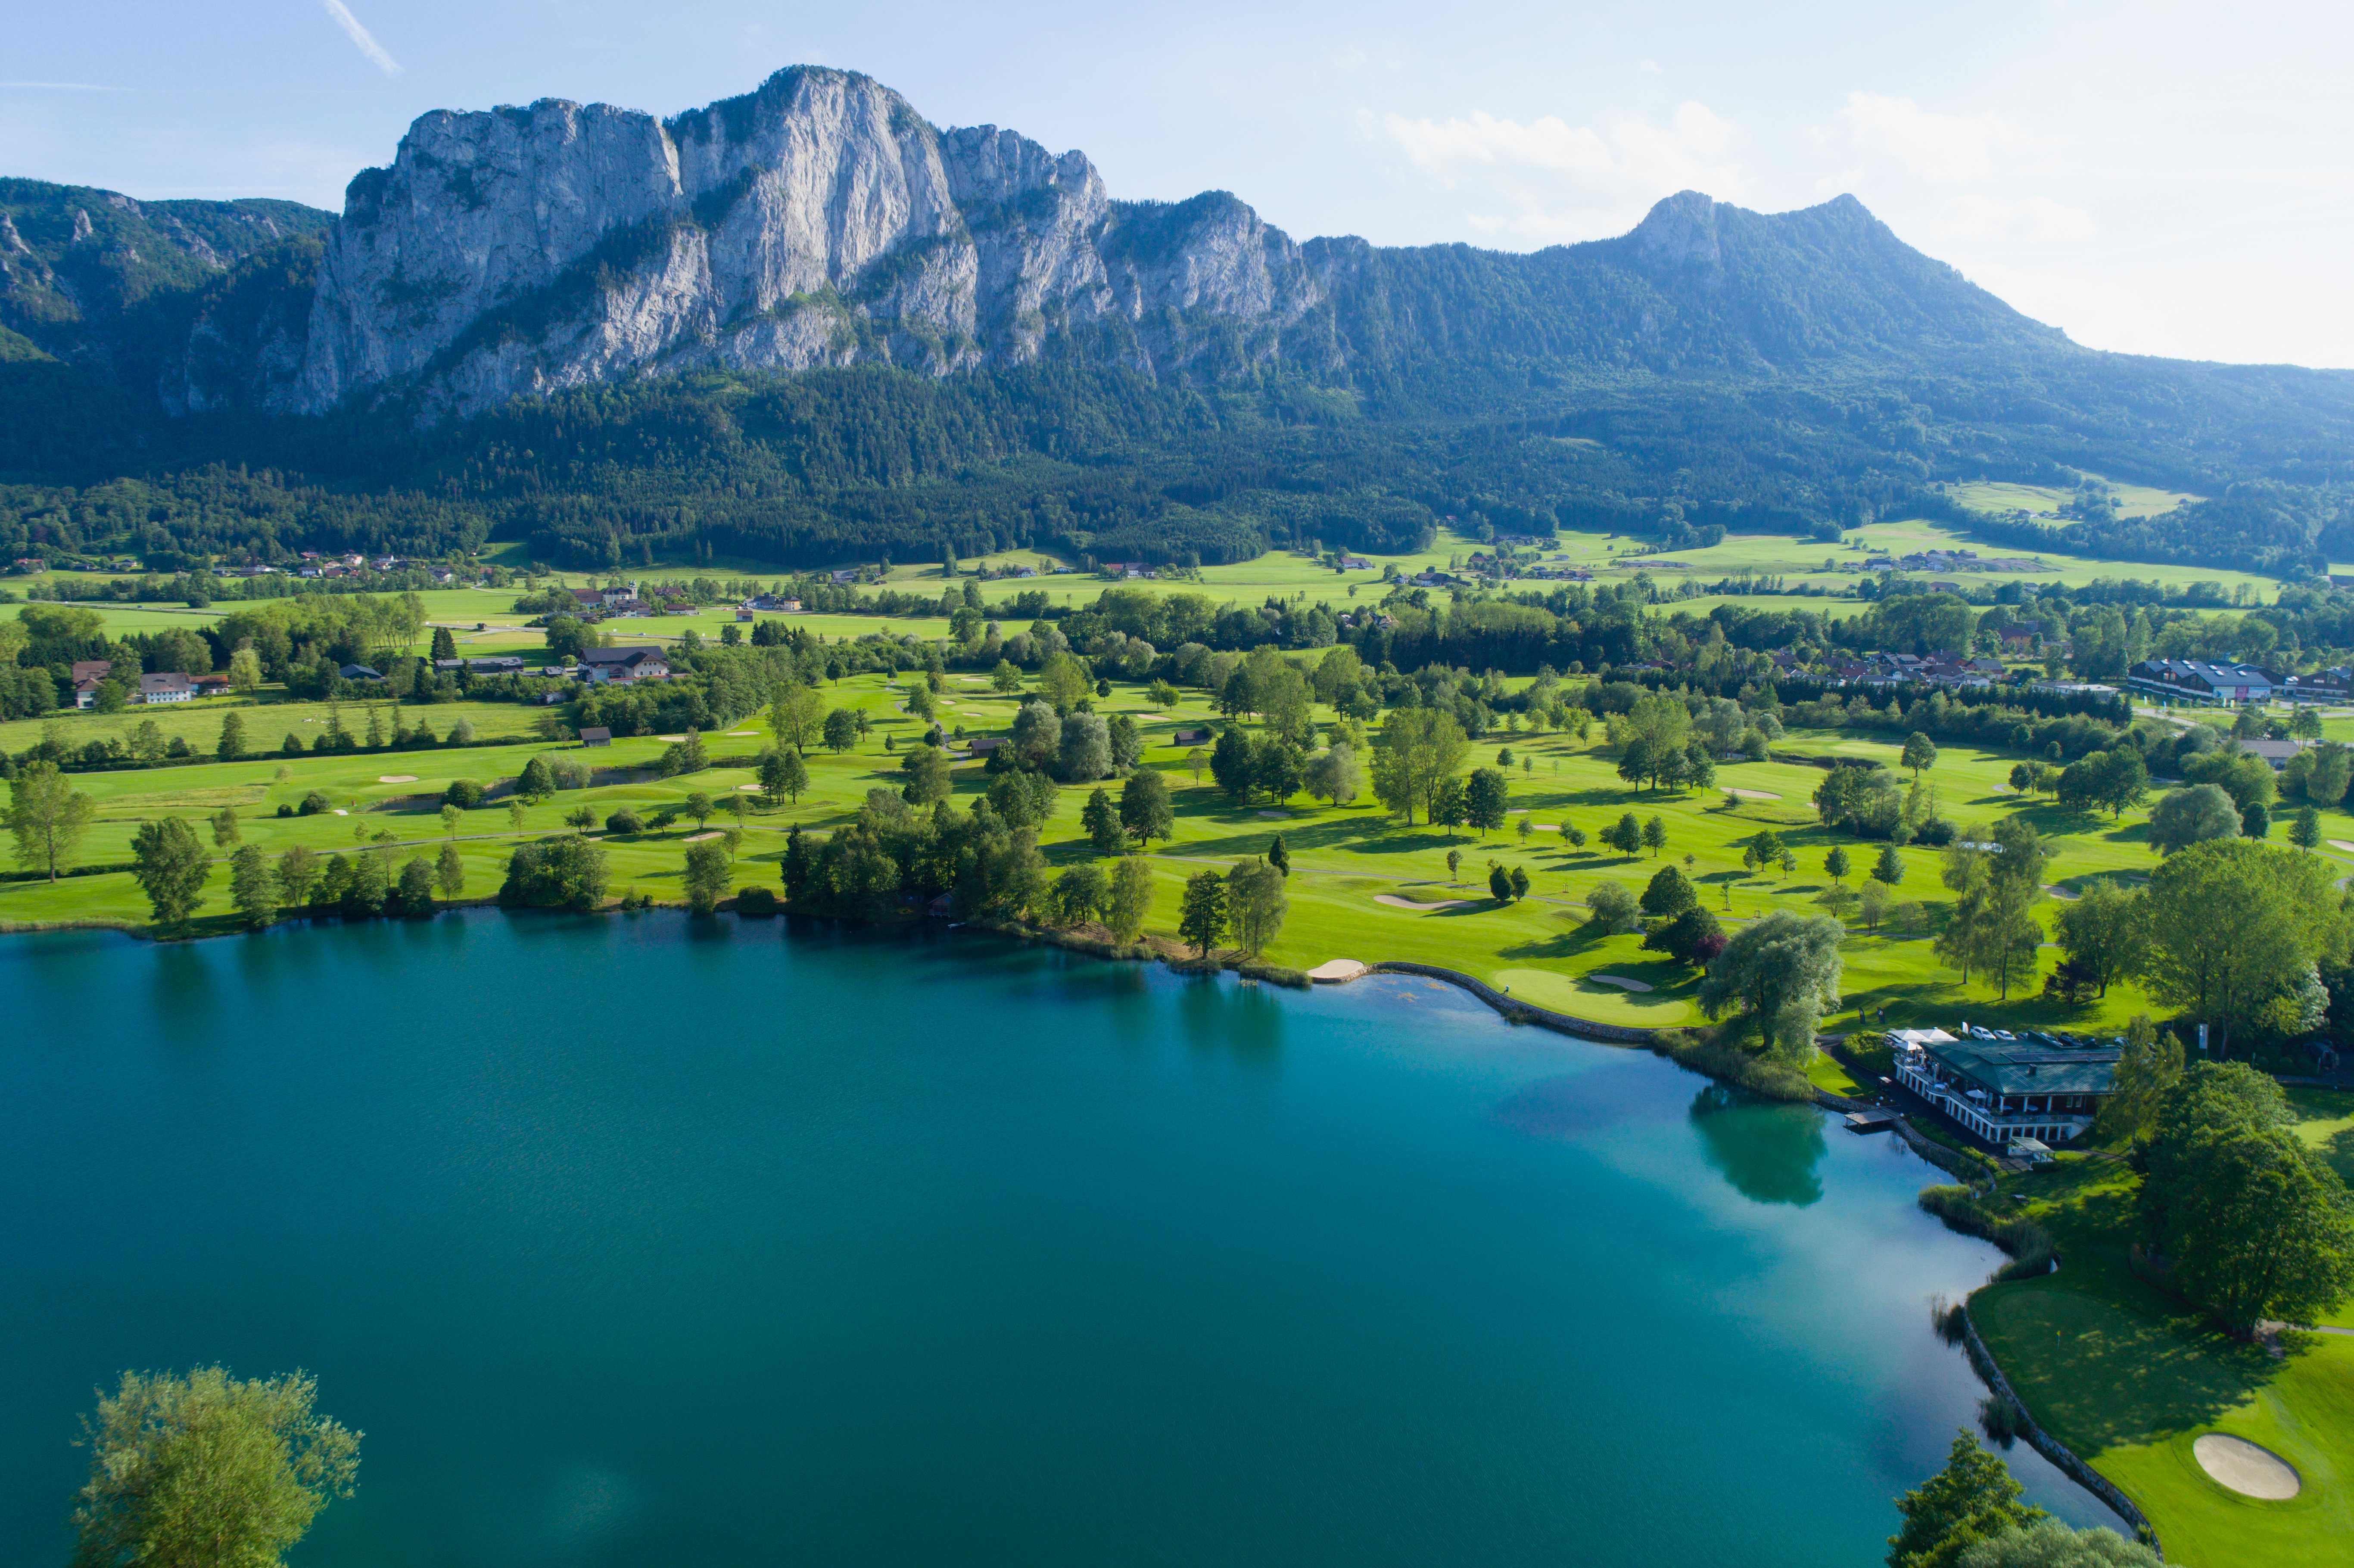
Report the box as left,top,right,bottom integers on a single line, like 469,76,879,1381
0,915,2119,1566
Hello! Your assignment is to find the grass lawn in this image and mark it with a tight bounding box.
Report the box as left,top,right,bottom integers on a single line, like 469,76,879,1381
1971,1156,2353,1567
1949,478,2203,521
14,663,2335,1050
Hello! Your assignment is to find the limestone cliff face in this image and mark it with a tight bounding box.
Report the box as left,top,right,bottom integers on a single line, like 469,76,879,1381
292,67,1326,417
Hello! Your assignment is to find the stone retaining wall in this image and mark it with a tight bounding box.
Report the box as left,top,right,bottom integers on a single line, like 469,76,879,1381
1362,961,1671,1043
1957,1306,2163,1556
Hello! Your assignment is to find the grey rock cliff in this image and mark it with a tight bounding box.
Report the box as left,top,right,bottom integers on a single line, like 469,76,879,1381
293,67,1326,417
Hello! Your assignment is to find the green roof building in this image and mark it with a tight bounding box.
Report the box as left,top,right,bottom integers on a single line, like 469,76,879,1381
1891,1028,2120,1147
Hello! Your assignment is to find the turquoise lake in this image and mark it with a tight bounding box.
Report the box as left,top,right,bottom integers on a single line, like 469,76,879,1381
0,914,2117,1564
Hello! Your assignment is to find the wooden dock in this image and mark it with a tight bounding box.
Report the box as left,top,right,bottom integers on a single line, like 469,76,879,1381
1843,1109,1898,1133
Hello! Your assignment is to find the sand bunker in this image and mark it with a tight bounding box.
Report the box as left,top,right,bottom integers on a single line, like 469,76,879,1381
2330,840,2354,854
2192,1434,2299,1499
1307,959,1368,983
682,831,723,843
1373,893,1473,912
1588,974,1654,993
726,730,757,736
1727,788,1781,800
1256,810,1290,819
376,775,417,784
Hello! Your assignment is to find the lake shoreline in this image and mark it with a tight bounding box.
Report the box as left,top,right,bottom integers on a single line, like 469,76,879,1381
1,899,2138,1546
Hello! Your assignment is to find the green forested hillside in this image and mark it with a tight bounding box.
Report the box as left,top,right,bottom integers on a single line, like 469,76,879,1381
1,168,2351,579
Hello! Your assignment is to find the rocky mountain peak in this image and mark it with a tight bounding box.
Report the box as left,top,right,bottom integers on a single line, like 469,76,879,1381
286,65,1316,417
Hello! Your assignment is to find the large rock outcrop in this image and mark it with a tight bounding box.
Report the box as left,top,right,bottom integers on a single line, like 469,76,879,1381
290,67,1326,417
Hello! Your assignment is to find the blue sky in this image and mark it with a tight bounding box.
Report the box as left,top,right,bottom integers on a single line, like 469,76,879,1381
6,0,2349,367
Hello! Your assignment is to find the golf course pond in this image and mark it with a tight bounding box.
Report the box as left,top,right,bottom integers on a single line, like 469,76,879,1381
0,913,2126,1565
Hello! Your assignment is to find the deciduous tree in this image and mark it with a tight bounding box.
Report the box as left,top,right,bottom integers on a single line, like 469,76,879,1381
2144,838,2342,1054
1081,787,1125,856
1463,767,1510,836
435,841,466,902
900,744,952,806
7,761,94,881
130,817,210,926
229,843,277,930
71,1367,360,1568
1698,910,1843,1060
1371,708,1468,825
769,682,825,751
2051,882,2148,998
1885,1431,2045,1568
1107,856,1154,942
1304,741,1363,806
1228,857,1288,955
2139,1062,2354,1334
682,841,731,914
1119,767,1174,845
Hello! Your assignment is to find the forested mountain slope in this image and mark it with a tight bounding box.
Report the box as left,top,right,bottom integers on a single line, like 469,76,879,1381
3,66,2351,578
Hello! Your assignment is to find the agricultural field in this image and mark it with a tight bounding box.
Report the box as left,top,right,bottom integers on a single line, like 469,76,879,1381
13,663,2340,1050
1949,477,2203,521
1610,516,2281,604
10,503,2294,675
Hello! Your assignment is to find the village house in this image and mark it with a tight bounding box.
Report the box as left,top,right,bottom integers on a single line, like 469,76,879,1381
579,727,613,748
135,672,194,704
1891,1028,2120,1150
575,647,671,684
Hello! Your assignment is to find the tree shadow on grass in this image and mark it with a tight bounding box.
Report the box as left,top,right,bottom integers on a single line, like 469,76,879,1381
2319,1128,2354,1186
1498,924,1611,961
1978,1281,2279,1455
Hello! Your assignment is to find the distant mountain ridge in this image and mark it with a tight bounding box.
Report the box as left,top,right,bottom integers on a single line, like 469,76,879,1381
3,64,2354,582
3,65,2280,425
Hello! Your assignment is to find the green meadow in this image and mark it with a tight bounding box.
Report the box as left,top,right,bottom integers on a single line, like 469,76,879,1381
9,664,2324,1055
1972,1124,2354,1568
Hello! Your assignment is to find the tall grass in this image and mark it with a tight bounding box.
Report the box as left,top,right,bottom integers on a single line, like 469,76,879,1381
1918,1185,2057,1280
1648,1029,1818,1102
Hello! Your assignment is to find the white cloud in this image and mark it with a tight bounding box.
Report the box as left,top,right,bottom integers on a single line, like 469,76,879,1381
1835,92,2013,183
1379,101,1742,197
320,0,402,78
1937,193,2096,244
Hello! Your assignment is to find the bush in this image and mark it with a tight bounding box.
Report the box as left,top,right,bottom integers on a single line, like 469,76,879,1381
1918,1185,2056,1280
604,808,645,836
297,790,331,815
1584,882,1640,933
444,778,486,809
1915,817,1957,847
497,835,610,911
1647,1028,1817,1102
735,885,779,916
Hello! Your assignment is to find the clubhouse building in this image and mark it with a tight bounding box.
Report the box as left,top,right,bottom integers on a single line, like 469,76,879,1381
1890,1027,2120,1149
